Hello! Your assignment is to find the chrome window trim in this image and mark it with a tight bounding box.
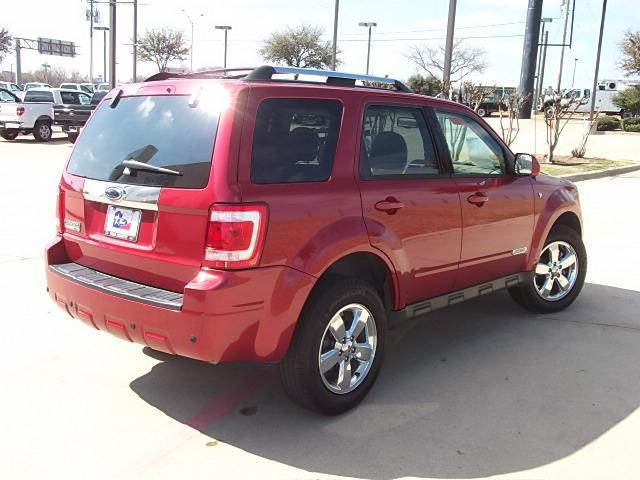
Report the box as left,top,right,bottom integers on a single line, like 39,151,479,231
82,178,160,211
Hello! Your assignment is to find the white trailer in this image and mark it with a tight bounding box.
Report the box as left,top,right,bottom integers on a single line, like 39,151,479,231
561,78,640,116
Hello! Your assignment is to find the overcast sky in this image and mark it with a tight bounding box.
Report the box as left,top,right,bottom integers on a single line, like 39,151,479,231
2,0,638,88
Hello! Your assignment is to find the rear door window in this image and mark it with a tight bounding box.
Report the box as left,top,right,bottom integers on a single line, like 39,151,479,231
24,91,54,103
360,104,440,178
66,95,220,188
250,98,342,184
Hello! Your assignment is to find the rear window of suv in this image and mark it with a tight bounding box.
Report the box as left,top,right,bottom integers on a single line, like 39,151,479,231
66,95,219,188
251,98,342,184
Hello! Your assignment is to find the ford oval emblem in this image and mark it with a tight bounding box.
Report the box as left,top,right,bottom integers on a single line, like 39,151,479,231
105,186,125,201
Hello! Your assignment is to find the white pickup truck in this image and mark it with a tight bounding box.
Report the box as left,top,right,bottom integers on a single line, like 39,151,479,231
0,88,58,141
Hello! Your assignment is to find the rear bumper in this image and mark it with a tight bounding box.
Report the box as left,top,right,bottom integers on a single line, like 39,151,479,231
0,120,23,129
45,235,316,363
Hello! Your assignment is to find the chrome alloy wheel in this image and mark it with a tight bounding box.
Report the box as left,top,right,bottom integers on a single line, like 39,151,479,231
534,240,579,302
318,303,377,395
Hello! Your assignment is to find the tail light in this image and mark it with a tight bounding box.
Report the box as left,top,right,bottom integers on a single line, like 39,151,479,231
203,204,268,269
16,106,25,116
55,187,65,234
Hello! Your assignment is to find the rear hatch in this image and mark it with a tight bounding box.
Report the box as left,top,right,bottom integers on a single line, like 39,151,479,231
59,84,239,291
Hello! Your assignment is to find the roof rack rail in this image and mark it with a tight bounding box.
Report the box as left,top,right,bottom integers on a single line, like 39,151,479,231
246,65,411,92
144,65,412,93
144,67,254,82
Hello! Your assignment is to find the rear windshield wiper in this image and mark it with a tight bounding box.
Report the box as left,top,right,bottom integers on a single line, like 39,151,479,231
121,159,183,176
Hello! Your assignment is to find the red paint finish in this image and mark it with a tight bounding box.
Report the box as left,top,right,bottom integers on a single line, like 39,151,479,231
45,77,583,365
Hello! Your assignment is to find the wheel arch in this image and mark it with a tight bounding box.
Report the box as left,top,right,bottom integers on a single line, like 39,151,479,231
527,206,583,270
35,115,53,124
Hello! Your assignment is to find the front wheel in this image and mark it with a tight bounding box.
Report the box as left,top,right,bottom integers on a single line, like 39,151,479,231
509,225,587,313
280,278,387,415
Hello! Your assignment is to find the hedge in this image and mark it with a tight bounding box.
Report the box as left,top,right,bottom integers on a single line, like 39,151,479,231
624,124,640,133
622,117,640,132
596,117,620,131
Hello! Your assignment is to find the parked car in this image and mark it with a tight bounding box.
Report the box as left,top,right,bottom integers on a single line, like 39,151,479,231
24,82,52,91
96,83,110,91
53,89,94,143
45,66,587,414
0,81,22,95
0,87,55,141
59,83,95,94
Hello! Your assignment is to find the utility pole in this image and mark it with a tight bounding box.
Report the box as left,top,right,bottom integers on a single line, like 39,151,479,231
537,30,550,104
534,17,552,109
15,39,21,86
358,22,377,75
215,26,232,68
590,0,607,121
556,0,571,93
89,0,94,83
442,0,457,99
331,0,339,70
109,0,116,88
181,10,194,71
517,0,543,119
94,26,109,83
571,57,578,87
133,0,137,81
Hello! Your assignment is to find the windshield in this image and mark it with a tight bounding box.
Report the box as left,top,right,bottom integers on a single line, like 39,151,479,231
66,95,220,188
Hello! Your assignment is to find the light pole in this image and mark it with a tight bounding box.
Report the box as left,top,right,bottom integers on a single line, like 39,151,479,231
94,26,109,83
534,17,553,107
181,10,194,71
331,0,339,70
571,57,578,87
41,63,51,84
215,26,232,69
358,22,377,75
443,0,457,98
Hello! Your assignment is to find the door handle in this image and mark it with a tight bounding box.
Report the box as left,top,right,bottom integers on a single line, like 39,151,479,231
467,192,489,206
375,198,404,214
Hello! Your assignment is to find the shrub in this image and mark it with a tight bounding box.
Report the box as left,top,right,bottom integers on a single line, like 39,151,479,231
622,117,640,132
596,117,620,131
624,124,640,132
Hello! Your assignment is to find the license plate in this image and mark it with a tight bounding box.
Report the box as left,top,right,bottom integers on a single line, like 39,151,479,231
104,205,142,242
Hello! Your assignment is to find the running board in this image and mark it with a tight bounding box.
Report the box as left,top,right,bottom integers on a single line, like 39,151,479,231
388,272,532,328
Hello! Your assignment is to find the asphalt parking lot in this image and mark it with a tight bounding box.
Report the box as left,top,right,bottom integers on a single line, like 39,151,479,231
1,134,640,480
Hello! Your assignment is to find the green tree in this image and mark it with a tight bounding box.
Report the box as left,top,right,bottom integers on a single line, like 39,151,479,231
619,30,640,76
405,73,442,96
614,85,640,115
138,29,189,72
260,24,337,69
0,28,12,64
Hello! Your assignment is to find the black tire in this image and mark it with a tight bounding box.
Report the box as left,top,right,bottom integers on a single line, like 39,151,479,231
33,120,52,142
509,225,587,313
477,107,487,117
280,278,387,415
0,129,19,140
67,132,79,143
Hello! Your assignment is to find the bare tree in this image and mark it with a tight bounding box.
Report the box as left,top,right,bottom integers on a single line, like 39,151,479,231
408,40,487,97
619,29,640,76
0,28,11,64
260,24,337,69
461,81,495,112
543,90,584,163
498,92,529,147
138,29,189,72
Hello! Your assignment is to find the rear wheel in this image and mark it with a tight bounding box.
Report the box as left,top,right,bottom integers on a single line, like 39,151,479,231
67,132,78,143
280,278,387,415
0,129,19,140
509,225,587,313
33,120,52,142
477,107,487,117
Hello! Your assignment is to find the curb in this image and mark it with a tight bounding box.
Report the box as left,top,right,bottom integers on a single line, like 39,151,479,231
558,164,640,182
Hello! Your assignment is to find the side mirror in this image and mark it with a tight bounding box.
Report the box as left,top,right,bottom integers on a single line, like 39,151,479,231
514,153,540,177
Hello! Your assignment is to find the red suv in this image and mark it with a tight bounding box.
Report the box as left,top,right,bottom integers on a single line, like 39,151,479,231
45,66,587,414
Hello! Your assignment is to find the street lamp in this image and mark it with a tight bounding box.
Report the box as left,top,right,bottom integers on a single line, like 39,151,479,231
41,63,51,83
358,22,377,75
215,26,232,69
572,57,579,88
535,17,553,105
181,10,204,71
94,26,109,84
